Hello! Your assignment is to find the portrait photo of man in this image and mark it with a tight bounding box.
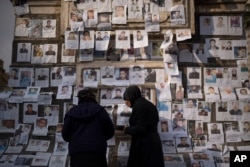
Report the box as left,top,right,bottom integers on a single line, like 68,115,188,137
64,66,75,76
118,31,128,40
234,47,246,58
208,39,219,50
177,137,190,148
25,104,37,115
52,67,62,80
115,6,125,17
206,87,218,95
112,88,123,99
189,68,200,79
45,44,56,55
102,66,113,78
171,10,183,20
210,123,220,134
59,85,71,96
229,101,242,115
96,31,103,40
101,88,112,99
136,30,143,41
37,69,48,80
173,119,186,132
188,85,200,94
43,20,55,30
9,68,18,80
19,43,28,53
131,66,143,79
222,41,232,50
116,68,129,80
216,16,225,27
160,121,169,132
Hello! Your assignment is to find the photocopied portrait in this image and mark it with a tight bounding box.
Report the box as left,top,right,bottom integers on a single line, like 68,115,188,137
15,18,29,37
23,103,38,124
83,68,100,87
56,85,72,99
170,5,185,25
112,5,127,24
65,31,79,49
33,117,48,136
36,68,49,82
199,16,213,35
42,19,56,38
84,9,98,27
19,70,32,87
28,19,42,38
17,43,31,62
133,30,148,48
44,43,57,57
98,0,112,13
129,65,145,85
115,30,130,49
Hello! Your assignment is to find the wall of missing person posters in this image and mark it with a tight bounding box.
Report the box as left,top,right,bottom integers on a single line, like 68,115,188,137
0,0,249,167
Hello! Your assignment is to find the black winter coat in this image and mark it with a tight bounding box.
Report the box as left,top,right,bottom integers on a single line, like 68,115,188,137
124,86,164,167
62,102,114,156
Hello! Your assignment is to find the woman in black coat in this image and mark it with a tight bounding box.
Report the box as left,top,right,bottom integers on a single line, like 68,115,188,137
62,89,114,167
123,86,164,167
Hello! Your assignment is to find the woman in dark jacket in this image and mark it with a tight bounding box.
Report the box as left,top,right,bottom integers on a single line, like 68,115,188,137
62,89,114,167
123,86,164,167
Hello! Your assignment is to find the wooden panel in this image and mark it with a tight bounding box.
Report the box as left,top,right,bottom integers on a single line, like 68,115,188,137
27,0,61,6
29,7,61,14
60,0,70,35
196,4,246,13
195,0,247,3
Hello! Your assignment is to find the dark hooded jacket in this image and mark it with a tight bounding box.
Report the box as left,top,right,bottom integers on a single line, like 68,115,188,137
62,101,114,156
123,86,164,167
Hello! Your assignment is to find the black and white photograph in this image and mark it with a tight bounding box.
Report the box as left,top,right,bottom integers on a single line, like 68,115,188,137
112,5,127,24
192,43,207,63
175,136,192,152
17,43,31,62
170,5,185,25
205,38,220,58
61,44,76,63
115,30,130,49
133,30,148,48
42,19,56,38
65,31,79,49
35,68,49,87
83,68,100,87
207,123,224,143
204,86,220,102
51,67,63,86
95,31,110,51
15,18,29,37
84,9,98,28
43,44,58,63
100,66,115,85
62,66,76,85
128,0,143,20
80,30,95,49
56,85,72,99
23,103,38,123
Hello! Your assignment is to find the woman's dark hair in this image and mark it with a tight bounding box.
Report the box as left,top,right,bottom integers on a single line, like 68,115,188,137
77,89,97,103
